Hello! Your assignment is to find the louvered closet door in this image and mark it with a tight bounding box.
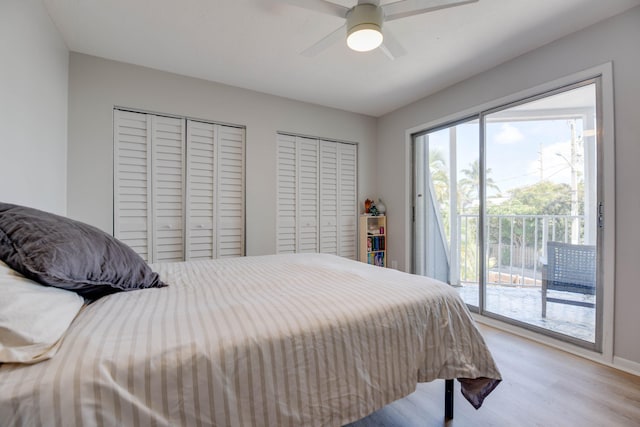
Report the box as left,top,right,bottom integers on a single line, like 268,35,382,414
114,110,152,261
186,120,216,260
151,116,185,262
319,141,338,254
337,143,358,259
276,134,357,257
276,134,297,253
216,125,245,258
297,137,319,253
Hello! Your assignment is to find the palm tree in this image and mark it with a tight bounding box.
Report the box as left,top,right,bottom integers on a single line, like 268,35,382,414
429,149,449,207
428,149,451,242
457,159,500,281
459,159,500,212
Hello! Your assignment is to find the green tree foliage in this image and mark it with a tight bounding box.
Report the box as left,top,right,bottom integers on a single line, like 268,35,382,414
429,148,451,242
459,159,500,213
486,181,581,264
426,154,586,279
488,180,572,216
429,149,449,206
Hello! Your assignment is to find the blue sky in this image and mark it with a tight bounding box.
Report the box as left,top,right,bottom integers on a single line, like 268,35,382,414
426,83,599,202
428,118,587,198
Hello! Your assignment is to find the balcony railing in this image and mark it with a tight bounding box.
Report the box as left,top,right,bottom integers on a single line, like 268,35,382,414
457,214,588,287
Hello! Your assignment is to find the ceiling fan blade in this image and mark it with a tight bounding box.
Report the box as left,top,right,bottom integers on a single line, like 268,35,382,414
301,24,347,57
280,0,350,18
383,0,478,22
379,28,406,60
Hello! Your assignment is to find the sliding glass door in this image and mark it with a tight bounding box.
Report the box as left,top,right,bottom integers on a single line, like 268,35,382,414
413,79,601,349
413,118,480,306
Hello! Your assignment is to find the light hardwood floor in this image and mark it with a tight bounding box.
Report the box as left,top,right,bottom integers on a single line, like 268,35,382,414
347,325,640,427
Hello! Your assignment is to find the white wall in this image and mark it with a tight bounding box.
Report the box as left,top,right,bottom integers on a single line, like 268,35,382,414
67,53,377,256
13,0,637,369
377,7,640,367
0,0,68,214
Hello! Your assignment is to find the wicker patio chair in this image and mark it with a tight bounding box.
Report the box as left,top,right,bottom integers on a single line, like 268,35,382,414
542,241,596,317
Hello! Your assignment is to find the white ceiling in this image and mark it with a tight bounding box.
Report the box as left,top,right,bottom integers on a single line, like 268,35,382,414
43,0,639,117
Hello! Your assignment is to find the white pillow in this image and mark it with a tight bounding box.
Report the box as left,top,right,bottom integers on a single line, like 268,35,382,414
0,261,85,364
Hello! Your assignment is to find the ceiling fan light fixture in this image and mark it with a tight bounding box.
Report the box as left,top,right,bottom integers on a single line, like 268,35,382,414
347,24,383,52
346,3,384,52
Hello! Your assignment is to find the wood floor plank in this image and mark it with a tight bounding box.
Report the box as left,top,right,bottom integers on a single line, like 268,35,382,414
346,325,640,427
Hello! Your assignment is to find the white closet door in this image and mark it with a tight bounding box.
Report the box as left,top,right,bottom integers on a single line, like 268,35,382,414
216,125,245,258
337,143,358,259
114,110,152,261
276,134,357,258
186,120,216,260
319,140,338,254
297,137,319,253
276,134,297,253
151,115,185,262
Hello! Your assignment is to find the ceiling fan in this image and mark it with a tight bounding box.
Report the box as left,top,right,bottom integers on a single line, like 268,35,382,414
280,0,478,59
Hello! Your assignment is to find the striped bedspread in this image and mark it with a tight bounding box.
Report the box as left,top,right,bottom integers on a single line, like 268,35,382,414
0,253,501,426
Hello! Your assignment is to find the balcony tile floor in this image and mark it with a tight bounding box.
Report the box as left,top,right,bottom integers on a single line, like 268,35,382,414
457,284,595,342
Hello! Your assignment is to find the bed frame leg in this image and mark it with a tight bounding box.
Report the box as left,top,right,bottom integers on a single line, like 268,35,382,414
445,379,454,420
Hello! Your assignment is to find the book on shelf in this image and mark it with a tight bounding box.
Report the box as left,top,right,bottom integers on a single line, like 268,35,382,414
366,235,384,251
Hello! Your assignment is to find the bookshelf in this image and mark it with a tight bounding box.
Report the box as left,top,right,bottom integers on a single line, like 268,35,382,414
359,215,386,267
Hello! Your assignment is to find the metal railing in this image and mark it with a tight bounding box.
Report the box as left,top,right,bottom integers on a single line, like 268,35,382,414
457,214,587,287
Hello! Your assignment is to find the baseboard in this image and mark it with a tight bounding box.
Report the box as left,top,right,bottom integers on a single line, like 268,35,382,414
612,356,640,377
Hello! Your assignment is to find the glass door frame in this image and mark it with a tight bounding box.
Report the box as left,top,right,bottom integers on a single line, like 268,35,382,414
411,115,479,282
478,78,603,352
411,74,609,353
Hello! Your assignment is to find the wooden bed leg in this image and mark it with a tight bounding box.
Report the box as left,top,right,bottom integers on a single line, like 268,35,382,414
445,379,454,420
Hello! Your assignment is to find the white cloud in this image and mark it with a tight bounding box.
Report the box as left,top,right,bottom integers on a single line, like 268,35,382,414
494,124,524,144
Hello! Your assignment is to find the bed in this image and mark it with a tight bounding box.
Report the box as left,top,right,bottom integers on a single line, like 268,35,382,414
0,204,501,426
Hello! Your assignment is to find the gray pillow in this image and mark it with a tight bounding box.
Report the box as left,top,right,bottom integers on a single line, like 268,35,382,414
0,203,167,300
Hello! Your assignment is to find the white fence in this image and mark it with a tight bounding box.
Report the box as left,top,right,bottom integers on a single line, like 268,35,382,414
457,214,587,286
